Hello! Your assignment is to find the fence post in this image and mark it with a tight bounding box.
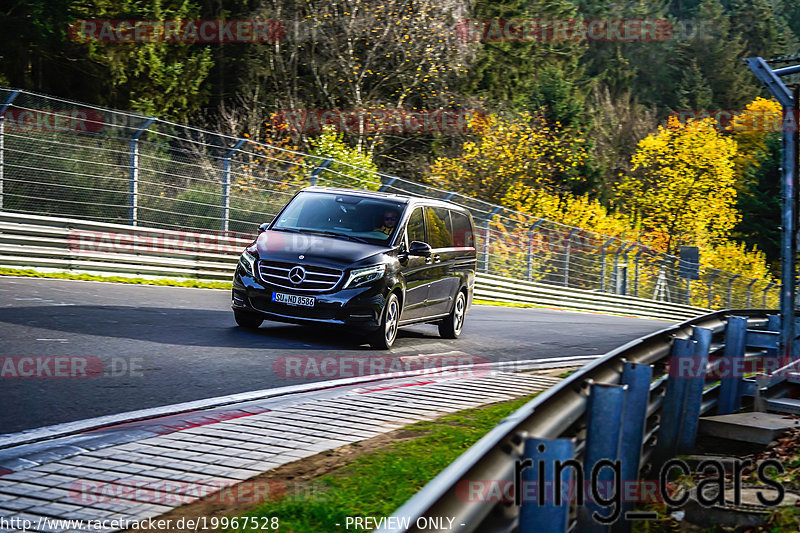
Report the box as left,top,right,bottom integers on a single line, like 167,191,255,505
563,229,577,287
599,238,616,292
707,271,719,309
763,282,774,308
482,207,501,274
518,438,574,533
0,89,21,212
615,362,653,533
717,316,748,415
746,278,758,307
221,138,248,233
129,117,155,226
577,382,626,533
526,220,543,282
378,176,397,192
309,157,332,186
727,274,741,309
633,246,643,298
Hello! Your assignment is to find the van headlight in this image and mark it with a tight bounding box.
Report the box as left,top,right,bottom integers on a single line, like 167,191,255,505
343,264,386,288
238,250,257,277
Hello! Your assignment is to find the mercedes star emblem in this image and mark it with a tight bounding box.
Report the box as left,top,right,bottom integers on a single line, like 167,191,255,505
288,266,306,285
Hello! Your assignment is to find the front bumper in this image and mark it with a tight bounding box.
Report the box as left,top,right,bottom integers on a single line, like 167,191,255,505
232,266,387,330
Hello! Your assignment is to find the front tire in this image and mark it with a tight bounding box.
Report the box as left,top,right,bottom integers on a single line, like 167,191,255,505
369,293,400,349
439,290,466,339
234,309,264,329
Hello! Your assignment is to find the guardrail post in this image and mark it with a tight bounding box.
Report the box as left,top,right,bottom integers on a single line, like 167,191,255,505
309,157,332,186
746,278,757,307
0,90,20,212
577,382,626,533
482,207,502,274
615,362,653,533
129,117,155,226
727,274,741,309
221,138,248,233
717,316,748,415
519,438,574,533
677,327,712,452
564,229,577,287
526,220,543,282
652,336,696,466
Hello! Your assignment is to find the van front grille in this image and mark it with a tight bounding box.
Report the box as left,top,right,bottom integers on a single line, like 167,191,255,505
257,261,343,292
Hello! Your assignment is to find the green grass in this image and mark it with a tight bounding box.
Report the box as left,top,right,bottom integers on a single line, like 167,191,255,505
237,395,538,533
0,267,232,289
472,298,539,309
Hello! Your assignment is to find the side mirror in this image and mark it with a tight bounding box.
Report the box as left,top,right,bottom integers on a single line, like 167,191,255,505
258,223,269,234
408,240,432,257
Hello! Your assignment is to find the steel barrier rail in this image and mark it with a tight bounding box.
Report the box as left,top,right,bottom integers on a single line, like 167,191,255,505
377,310,782,533
0,212,713,320
474,273,705,322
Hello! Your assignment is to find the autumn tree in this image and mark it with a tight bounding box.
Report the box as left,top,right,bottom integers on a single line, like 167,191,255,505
428,113,587,205
729,98,783,269
617,116,739,254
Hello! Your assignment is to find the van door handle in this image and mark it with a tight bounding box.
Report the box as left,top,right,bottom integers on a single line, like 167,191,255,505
433,254,441,263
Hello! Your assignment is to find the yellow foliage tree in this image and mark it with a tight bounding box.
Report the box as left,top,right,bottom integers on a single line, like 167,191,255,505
429,113,587,204
729,97,782,188
617,116,739,255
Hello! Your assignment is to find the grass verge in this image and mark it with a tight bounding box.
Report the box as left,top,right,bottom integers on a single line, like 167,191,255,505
0,267,231,289
472,297,539,309
235,394,538,532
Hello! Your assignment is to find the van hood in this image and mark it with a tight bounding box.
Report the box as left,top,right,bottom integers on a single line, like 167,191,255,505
252,230,389,268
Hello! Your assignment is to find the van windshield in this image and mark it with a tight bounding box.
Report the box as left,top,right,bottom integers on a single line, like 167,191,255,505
271,191,406,245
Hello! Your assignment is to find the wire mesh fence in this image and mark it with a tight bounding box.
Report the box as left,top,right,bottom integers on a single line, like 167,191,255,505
0,87,780,310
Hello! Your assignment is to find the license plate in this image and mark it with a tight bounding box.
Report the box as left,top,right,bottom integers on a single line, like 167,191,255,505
272,292,315,307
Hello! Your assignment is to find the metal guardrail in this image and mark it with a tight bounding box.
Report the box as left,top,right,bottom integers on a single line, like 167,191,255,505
377,310,786,532
475,273,705,322
0,87,780,310
0,212,711,320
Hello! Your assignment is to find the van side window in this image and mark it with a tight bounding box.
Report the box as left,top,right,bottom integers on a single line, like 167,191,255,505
406,207,426,243
426,207,454,249
451,211,474,248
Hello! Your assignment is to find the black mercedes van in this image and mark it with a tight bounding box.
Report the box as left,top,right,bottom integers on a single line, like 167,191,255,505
231,187,477,349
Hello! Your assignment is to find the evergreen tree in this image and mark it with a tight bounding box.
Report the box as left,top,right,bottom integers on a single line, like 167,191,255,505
729,0,799,58
669,0,756,110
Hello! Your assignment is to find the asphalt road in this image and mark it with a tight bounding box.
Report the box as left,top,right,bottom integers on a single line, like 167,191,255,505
0,277,669,434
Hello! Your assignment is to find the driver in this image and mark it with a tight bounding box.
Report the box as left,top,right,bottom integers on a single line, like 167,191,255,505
376,209,399,235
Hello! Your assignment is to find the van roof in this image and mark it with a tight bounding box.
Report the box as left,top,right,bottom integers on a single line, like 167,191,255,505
300,186,469,213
